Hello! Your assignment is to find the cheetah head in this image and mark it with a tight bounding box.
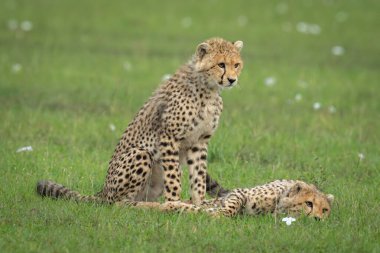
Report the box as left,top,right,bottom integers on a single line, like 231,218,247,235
278,181,334,220
194,38,244,89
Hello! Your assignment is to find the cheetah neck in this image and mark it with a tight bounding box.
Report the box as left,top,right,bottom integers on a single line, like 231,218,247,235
234,180,296,215
186,57,222,93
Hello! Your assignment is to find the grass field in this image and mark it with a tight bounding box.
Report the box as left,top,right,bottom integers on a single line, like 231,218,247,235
1,0,379,252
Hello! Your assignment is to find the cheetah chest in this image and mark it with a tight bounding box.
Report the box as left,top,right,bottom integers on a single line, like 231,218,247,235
187,100,221,145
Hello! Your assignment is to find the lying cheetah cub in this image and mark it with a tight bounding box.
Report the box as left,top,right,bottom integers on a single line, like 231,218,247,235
139,180,334,220
37,38,243,205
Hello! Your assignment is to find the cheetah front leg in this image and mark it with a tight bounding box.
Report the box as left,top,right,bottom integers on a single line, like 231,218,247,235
159,134,182,202
186,143,208,205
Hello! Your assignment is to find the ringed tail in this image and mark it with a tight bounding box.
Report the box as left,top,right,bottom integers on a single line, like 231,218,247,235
36,180,104,203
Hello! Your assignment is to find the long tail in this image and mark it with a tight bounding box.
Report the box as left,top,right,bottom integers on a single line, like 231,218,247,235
36,180,104,203
206,174,230,197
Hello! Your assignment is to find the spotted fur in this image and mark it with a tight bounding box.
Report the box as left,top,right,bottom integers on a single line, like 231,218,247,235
134,180,334,220
36,38,242,205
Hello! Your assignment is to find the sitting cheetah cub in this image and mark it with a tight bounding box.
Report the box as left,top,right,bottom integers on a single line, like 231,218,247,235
37,38,243,205
144,180,334,220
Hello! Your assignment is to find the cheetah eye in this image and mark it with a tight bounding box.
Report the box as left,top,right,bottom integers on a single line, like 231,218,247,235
322,208,329,213
218,63,225,69
234,63,240,68
305,201,313,208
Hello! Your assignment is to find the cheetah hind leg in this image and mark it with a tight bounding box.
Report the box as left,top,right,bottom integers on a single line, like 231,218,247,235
116,200,225,217
115,200,161,209
158,202,224,217
105,148,154,203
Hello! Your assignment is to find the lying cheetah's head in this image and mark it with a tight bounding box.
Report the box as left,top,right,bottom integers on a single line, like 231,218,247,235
194,38,244,89
278,181,334,220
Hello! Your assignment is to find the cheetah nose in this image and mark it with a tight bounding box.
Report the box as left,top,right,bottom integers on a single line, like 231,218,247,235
227,78,236,84
314,217,321,221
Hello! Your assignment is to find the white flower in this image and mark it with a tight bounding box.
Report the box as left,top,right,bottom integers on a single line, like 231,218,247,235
308,24,321,35
296,22,321,35
264,77,276,87
313,102,321,110
328,105,337,113
237,16,248,27
181,17,192,28
296,22,308,33
161,74,172,81
109,123,116,132
16,146,33,153
282,217,296,226
20,20,33,31
123,61,132,71
295,93,302,102
12,63,22,73
358,153,365,160
331,46,345,56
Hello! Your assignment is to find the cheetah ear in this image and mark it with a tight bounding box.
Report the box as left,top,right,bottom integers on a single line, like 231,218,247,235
233,40,244,52
326,194,334,204
196,42,210,59
286,182,303,197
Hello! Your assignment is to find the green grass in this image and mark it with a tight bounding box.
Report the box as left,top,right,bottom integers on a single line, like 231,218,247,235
1,0,379,252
